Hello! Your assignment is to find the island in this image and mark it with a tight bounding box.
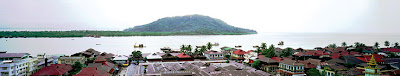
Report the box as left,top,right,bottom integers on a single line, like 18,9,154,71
0,14,257,38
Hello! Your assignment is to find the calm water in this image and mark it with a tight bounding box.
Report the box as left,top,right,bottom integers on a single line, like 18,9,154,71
1,33,399,56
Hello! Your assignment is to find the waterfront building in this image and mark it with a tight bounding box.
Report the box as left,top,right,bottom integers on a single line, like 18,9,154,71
277,59,306,76
31,64,72,76
58,57,85,65
203,51,224,60
0,52,37,76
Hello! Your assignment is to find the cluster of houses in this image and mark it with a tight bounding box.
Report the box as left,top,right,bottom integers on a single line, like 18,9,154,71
0,48,120,76
233,46,400,76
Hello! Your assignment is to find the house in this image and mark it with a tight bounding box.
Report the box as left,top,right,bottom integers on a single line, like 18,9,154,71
356,54,385,64
146,53,162,62
73,67,109,76
221,46,235,56
381,48,400,56
203,51,224,60
31,64,72,76
277,59,306,76
177,53,193,61
71,48,101,58
58,57,85,65
113,55,128,65
0,52,37,76
87,63,116,75
244,50,258,64
257,55,280,73
232,49,246,61
161,53,178,62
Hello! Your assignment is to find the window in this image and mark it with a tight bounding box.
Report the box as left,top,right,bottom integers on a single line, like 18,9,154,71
2,67,7,70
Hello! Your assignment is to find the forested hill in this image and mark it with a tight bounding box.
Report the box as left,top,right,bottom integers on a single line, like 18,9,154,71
124,14,257,35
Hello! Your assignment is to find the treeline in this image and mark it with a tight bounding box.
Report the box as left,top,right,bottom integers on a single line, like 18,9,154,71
0,31,252,38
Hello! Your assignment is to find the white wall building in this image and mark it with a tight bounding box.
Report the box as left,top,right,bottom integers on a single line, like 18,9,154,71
0,52,37,76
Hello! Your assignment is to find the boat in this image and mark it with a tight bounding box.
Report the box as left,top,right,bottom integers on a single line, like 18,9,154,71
235,45,242,48
134,43,145,48
278,41,284,45
96,43,101,45
160,47,171,51
253,46,259,48
212,42,219,46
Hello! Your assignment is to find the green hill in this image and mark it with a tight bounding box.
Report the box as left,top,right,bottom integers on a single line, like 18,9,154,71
124,14,257,35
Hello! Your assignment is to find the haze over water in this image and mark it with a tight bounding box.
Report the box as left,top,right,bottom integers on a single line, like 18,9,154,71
1,32,399,56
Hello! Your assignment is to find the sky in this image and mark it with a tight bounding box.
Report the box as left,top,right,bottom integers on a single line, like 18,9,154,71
0,0,399,33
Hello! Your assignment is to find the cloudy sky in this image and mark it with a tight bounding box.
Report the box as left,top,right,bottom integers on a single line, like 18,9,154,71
0,0,399,33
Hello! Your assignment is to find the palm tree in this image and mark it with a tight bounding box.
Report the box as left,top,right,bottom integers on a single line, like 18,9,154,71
341,42,347,47
394,42,399,48
187,45,192,53
206,42,212,50
261,43,267,50
200,45,207,54
354,42,360,48
384,41,390,47
374,42,380,49
180,44,186,52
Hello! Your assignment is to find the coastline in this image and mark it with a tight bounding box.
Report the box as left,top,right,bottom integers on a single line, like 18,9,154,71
0,31,257,38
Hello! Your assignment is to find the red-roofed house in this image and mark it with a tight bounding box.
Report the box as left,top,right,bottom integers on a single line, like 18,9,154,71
382,48,400,56
177,53,193,61
94,57,107,63
73,67,108,76
356,54,385,64
232,49,247,61
32,64,73,76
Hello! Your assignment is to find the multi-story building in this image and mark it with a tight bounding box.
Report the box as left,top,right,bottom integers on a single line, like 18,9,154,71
58,57,85,65
0,52,37,76
277,59,306,76
231,49,246,61
203,51,224,60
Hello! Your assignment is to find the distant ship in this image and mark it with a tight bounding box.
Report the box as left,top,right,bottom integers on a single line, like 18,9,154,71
134,43,145,48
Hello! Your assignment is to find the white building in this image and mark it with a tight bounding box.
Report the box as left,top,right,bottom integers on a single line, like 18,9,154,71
0,52,37,76
203,51,224,60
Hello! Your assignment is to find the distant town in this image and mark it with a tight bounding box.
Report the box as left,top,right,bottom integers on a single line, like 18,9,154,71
1,41,400,76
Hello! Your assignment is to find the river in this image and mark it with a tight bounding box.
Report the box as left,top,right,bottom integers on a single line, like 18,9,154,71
1,33,399,56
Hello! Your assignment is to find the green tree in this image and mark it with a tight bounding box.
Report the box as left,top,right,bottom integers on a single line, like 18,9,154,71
374,42,380,49
187,45,193,53
180,44,186,52
251,60,261,69
194,48,200,54
394,42,399,48
279,48,294,57
385,41,390,47
354,42,360,48
264,45,276,58
70,62,83,74
326,43,337,48
341,42,347,47
256,47,261,55
200,46,207,54
206,42,212,50
306,68,322,76
261,43,267,50
132,51,142,58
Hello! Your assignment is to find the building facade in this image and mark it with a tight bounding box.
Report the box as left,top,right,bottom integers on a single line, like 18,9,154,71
203,51,224,60
277,60,305,76
58,57,85,65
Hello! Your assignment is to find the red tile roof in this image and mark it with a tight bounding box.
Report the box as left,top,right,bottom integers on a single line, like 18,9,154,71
233,49,247,55
331,55,341,59
73,67,108,76
293,52,304,56
349,51,360,55
382,48,400,52
356,54,385,62
341,51,349,55
94,57,107,62
32,64,72,76
177,53,192,58
271,57,284,62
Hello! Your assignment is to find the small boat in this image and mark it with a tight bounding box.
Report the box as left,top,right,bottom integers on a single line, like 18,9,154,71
160,47,171,51
278,41,284,45
253,46,259,48
96,43,101,45
71,39,75,40
212,42,219,46
134,43,145,48
235,45,242,48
